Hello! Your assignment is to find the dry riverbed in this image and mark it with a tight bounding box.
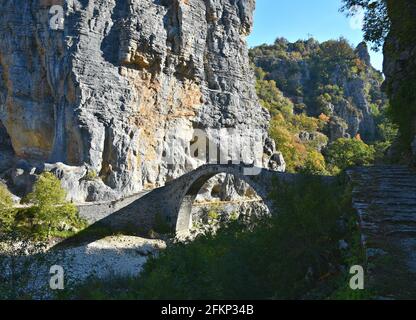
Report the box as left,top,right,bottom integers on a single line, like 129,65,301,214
0,236,166,299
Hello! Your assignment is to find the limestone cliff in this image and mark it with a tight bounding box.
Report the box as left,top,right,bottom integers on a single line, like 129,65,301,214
0,0,280,201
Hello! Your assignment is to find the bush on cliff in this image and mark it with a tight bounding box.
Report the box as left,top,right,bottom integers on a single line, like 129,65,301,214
251,35,393,172
257,72,329,174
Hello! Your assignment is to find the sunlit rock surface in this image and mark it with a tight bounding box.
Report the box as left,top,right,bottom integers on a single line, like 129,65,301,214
0,0,279,201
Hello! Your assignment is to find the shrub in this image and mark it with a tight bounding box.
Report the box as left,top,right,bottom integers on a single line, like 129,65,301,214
291,114,319,132
85,170,98,181
302,150,328,175
269,122,306,172
24,172,67,207
255,68,294,117
207,210,219,223
19,173,86,240
325,138,375,171
0,184,15,231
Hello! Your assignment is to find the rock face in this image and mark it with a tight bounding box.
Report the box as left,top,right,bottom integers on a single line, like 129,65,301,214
383,0,416,163
0,121,14,173
355,42,371,66
0,0,278,201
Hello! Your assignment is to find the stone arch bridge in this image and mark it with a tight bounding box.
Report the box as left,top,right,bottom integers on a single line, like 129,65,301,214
72,164,302,241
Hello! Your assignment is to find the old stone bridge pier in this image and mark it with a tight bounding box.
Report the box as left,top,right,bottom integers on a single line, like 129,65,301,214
76,164,299,237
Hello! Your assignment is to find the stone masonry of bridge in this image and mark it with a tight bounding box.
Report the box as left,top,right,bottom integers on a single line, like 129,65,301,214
75,164,301,237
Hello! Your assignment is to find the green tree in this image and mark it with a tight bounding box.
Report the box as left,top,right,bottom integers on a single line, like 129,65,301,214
25,172,67,207
269,119,305,172
0,184,15,231
341,0,390,51
22,173,86,239
302,150,328,175
255,67,294,116
326,138,375,171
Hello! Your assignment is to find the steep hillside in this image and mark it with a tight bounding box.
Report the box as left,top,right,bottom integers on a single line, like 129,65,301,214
250,38,397,173
251,38,387,142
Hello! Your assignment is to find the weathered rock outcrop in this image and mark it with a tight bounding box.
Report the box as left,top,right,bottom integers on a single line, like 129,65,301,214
0,0,280,201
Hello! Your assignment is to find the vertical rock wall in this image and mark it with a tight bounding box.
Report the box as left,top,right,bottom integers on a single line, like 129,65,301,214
384,0,416,163
0,0,277,201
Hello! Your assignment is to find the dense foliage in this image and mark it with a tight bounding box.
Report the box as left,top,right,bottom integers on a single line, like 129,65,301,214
383,1,416,159
325,137,375,172
58,176,370,300
250,37,386,119
255,65,328,173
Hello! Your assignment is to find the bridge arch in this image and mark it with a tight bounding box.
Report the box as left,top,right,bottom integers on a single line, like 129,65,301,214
72,164,296,243
169,164,271,236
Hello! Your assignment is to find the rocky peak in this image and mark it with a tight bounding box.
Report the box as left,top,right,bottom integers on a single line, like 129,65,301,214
355,42,371,66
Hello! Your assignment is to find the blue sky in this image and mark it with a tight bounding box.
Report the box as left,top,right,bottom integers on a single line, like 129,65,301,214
247,0,384,71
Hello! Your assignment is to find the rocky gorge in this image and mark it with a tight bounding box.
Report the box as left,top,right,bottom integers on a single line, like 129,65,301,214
0,0,416,301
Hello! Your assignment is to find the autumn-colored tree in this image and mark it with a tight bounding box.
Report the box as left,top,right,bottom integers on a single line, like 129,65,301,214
302,150,328,175
355,133,362,141
318,113,330,123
